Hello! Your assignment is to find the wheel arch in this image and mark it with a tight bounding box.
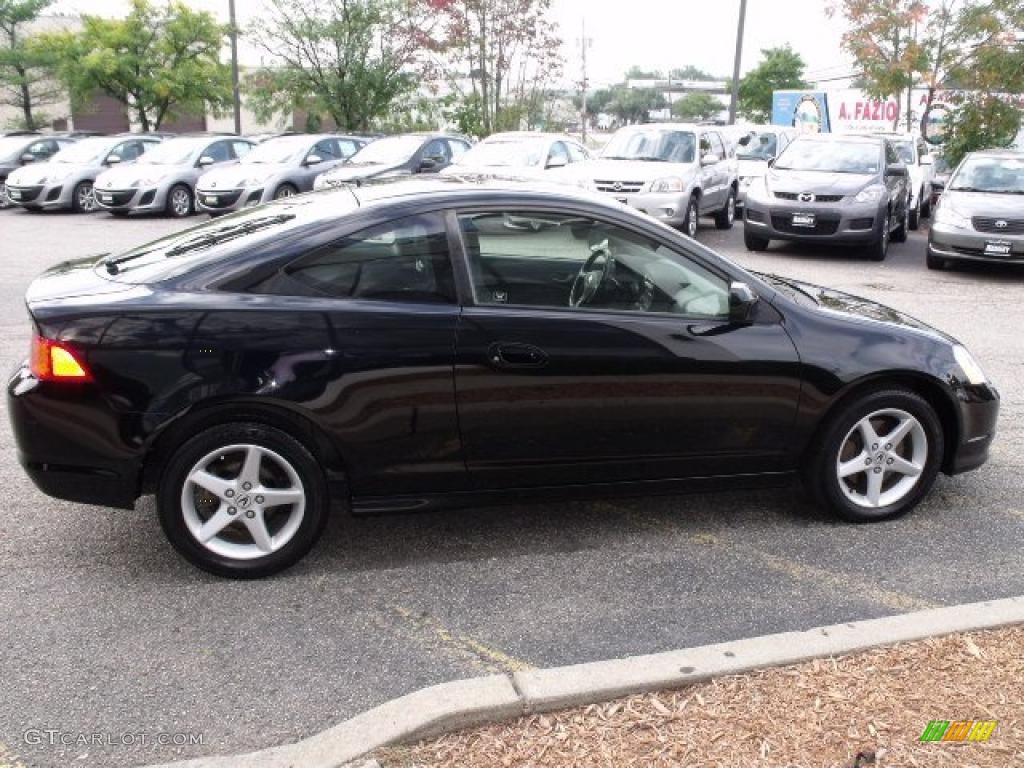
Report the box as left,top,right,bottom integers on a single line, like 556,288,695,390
806,372,961,474
141,399,347,495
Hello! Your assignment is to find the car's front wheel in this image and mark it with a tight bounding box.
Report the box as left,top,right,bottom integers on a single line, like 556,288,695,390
908,191,921,230
714,188,736,230
166,184,193,218
682,194,699,239
744,229,770,251
867,210,890,260
72,180,96,213
274,183,298,200
803,388,943,523
157,423,329,578
926,250,949,270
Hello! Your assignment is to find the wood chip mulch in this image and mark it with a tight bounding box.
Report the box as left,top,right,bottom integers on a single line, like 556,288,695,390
377,625,1023,767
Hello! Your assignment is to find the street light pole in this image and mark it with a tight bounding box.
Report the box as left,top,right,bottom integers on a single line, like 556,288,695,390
228,0,242,135
577,19,592,144
728,0,747,124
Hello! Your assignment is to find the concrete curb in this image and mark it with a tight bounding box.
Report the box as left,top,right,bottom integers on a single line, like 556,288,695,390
147,595,1024,768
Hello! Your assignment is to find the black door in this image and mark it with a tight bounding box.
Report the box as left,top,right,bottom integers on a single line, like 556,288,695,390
452,208,803,489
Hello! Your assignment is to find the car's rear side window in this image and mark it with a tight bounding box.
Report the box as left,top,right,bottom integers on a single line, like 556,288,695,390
249,213,457,304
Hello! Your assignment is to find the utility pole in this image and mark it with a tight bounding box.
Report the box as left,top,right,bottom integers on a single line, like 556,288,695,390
728,0,747,124
228,0,242,135
577,19,592,143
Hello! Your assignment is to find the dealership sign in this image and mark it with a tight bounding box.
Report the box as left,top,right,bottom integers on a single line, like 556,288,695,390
772,89,956,140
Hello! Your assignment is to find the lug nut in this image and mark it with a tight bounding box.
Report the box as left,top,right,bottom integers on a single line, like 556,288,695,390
885,443,892,450
242,482,253,491
245,509,256,519
225,489,235,498
873,467,882,474
872,443,879,450
865,457,872,465
228,507,237,515
887,458,894,465
255,495,264,503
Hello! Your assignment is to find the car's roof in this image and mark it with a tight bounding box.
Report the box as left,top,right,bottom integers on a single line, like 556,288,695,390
969,148,1024,158
616,122,704,132
485,131,569,141
798,133,885,144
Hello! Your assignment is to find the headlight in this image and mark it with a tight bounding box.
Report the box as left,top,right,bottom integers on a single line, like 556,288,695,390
854,184,885,203
649,177,685,193
934,204,970,229
953,345,988,385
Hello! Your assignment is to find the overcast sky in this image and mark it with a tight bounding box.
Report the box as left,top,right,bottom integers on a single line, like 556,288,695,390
49,0,852,87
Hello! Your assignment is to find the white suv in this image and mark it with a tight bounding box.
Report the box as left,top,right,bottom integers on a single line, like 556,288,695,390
877,133,936,229
565,123,739,238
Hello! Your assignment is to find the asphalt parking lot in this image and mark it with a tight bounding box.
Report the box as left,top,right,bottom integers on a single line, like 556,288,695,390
1,205,1021,768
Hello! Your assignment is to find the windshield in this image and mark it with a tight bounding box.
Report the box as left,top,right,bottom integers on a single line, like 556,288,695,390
601,129,696,163
347,136,422,165
774,140,880,174
0,136,31,160
137,138,205,165
736,132,778,160
52,137,119,164
455,138,546,168
242,136,311,165
891,140,915,164
933,155,951,174
948,155,1024,193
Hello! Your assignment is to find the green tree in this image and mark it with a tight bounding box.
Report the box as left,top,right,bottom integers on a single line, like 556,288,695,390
0,0,62,129
671,91,721,121
625,65,662,80
669,65,717,81
737,45,807,123
44,0,230,131
247,0,440,132
606,85,666,124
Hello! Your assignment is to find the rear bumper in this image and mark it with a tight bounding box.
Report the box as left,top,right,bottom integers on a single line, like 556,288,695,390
948,382,1000,475
8,365,140,509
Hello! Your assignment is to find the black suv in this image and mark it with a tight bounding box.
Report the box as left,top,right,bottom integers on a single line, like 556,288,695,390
742,134,911,260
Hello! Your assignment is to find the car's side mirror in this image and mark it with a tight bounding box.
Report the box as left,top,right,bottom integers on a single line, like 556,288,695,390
886,163,908,177
701,153,721,167
197,155,216,167
729,281,759,323
419,157,439,172
20,153,36,164
105,155,122,166
919,154,933,166
305,154,322,166
546,155,568,169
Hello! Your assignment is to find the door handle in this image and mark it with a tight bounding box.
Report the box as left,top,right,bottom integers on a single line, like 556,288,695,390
487,342,549,369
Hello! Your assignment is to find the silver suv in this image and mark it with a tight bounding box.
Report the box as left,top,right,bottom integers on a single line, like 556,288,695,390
569,123,739,237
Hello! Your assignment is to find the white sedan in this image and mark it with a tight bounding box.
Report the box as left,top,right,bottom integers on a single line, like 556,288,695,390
440,132,591,181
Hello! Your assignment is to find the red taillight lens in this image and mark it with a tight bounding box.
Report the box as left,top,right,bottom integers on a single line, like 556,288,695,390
30,335,92,381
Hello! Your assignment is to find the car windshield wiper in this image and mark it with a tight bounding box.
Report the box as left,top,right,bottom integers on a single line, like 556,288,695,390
948,186,984,192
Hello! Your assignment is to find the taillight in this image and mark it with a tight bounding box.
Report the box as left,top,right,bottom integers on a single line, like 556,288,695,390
30,335,93,381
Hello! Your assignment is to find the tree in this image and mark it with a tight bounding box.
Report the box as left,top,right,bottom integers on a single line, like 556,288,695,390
44,0,231,131
669,65,717,81
0,0,62,129
672,91,721,121
625,65,663,80
247,0,441,132
737,45,807,123
606,85,665,124
433,0,563,136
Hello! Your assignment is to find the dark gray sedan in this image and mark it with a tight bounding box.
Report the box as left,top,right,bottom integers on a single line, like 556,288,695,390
195,134,366,215
743,134,911,260
928,149,1024,270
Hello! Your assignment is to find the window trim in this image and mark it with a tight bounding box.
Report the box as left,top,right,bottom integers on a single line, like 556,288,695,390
448,204,736,322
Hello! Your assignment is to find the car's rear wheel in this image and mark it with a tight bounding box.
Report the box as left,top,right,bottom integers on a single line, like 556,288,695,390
714,188,736,230
157,423,329,578
72,180,96,213
920,190,931,219
803,389,943,523
908,192,921,230
867,210,890,260
166,184,193,218
682,194,699,239
274,183,298,200
744,229,770,251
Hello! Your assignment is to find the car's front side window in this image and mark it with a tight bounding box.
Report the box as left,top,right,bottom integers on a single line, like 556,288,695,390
458,210,729,318
248,213,456,304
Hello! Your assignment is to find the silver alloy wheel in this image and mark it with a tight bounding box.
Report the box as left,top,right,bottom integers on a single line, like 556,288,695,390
170,187,191,216
836,408,927,509
275,185,295,199
0,181,9,208
687,200,698,238
181,443,306,560
726,194,735,224
77,182,96,212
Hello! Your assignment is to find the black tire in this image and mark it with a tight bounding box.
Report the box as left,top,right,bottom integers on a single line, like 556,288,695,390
682,194,699,239
71,180,95,213
109,210,130,217
273,183,298,200
802,388,943,523
744,229,770,251
926,250,948,270
166,183,193,218
157,422,330,578
920,192,931,219
908,192,921,230
714,187,736,230
892,202,908,243
867,210,890,260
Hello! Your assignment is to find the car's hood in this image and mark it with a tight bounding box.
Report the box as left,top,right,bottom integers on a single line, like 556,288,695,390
322,162,404,182
768,274,954,343
441,162,543,180
9,162,90,185
573,158,696,183
96,163,179,188
767,169,874,195
198,163,286,189
939,190,1024,217
737,158,770,178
